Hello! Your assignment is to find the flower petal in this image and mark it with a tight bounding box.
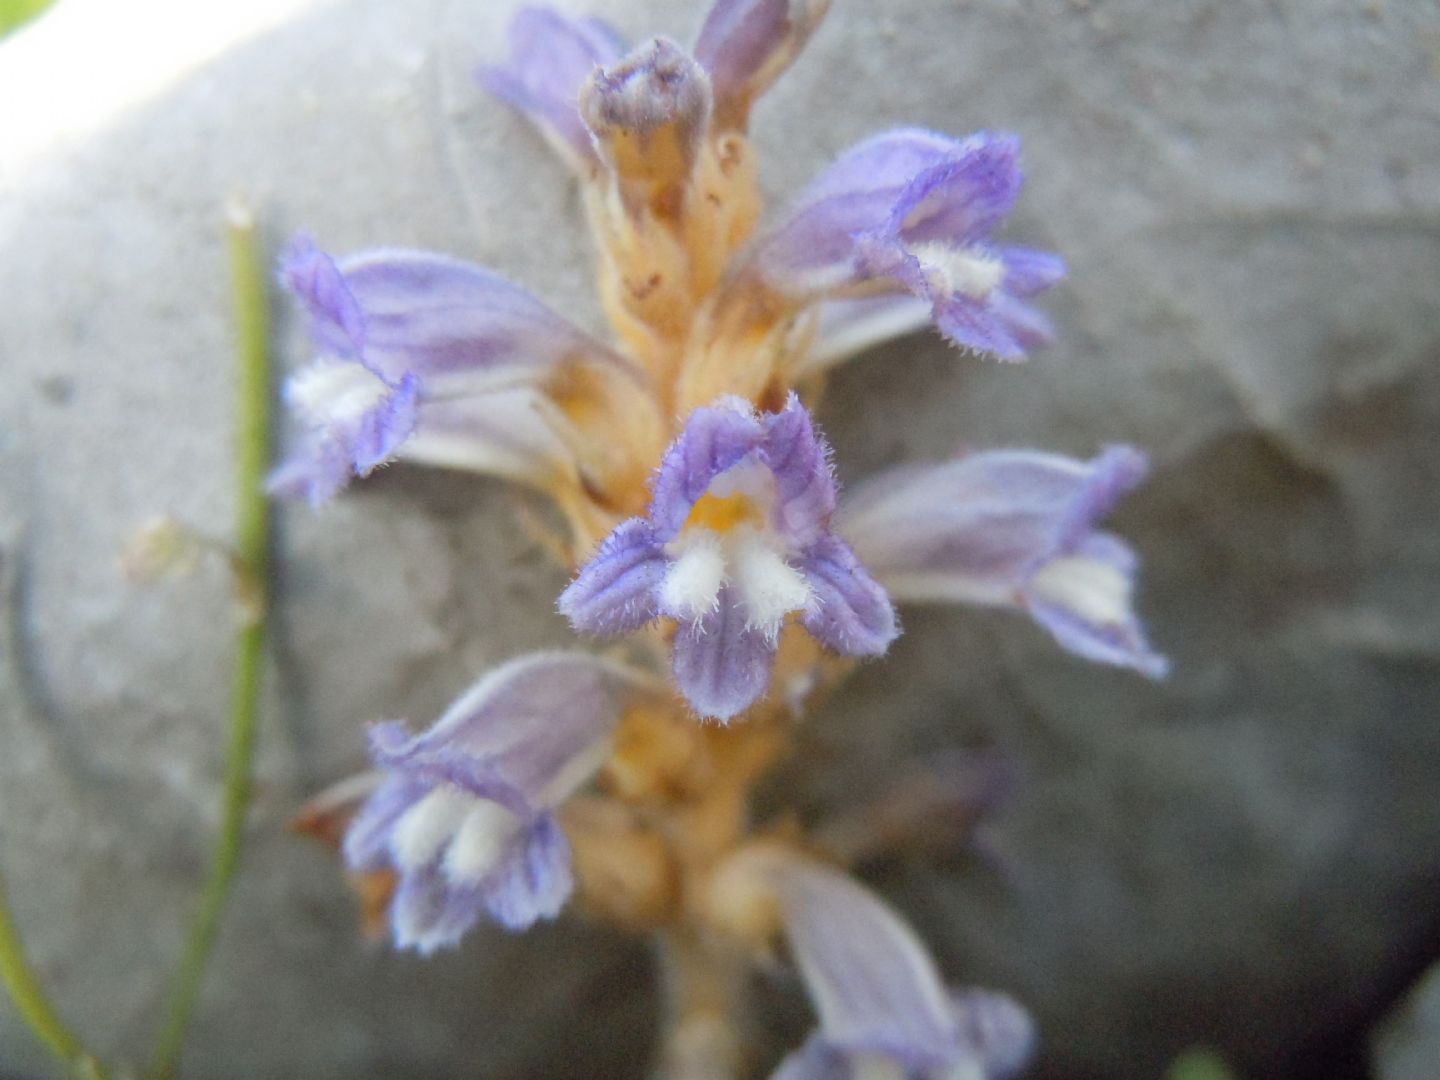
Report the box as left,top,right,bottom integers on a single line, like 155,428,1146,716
759,393,836,548
1024,532,1169,678
482,812,574,930
648,396,766,539
270,361,418,491
343,773,429,873
401,386,582,488
279,235,365,359
390,860,487,955
369,652,637,805
748,128,983,290
950,989,1037,1080
671,584,778,720
877,137,1021,249
997,246,1066,298
799,294,933,376
477,6,628,170
767,857,960,1066
307,247,629,389
559,518,669,635
768,1038,850,1080
693,0,829,129
798,535,898,657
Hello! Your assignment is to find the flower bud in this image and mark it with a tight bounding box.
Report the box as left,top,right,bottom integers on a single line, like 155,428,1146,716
580,37,712,217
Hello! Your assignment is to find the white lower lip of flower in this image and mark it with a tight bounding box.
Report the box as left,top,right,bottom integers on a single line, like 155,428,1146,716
443,801,522,884
662,525,810,636
288,360,392,424
391,786,474,873
660,532,727,621
906,241,1006,300
729,527,810,638
1028,554,1131,627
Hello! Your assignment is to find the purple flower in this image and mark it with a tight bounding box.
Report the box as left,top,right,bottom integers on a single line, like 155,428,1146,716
269,236,643,506
754,854,1035,1080
838,446,1168,677
342,652,645,953
476,6,628,171
558,395,897,721
745,129,1064,361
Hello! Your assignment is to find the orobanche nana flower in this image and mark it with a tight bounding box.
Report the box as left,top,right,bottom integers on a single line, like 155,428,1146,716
278,1,1169,1076
558,393,896,720
710,847,1035,1080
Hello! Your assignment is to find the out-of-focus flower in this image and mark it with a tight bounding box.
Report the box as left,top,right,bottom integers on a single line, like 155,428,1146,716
711,849,1035,1080
839,446,1168,676
270,0,1171,1073
741,129,1064,363
268,237,657,508
342,652,647,953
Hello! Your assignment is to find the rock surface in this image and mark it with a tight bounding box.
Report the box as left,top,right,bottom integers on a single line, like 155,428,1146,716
1374,961,1440,1080
1,0,1438,1077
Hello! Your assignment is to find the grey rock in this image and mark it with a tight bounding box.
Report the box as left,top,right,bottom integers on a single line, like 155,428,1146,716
1374,961,1440,1080
1,0,1438,1077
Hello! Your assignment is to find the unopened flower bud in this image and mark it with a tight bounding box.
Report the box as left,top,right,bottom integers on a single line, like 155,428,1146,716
580,37,712,216
119,516,202,583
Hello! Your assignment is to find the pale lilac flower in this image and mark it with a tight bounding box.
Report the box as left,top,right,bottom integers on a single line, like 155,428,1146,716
838,446,1168,677
745,128,1064,361
269,237,642,506
343,652,644,953
475,6,627,170
761,855,1035,1080
559,395,897,721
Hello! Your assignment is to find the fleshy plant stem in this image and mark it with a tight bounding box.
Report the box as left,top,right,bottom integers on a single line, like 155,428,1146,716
149,200,272,1080
654,928,748,1080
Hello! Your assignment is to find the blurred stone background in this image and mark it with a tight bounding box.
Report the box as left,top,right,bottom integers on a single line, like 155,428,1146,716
2,0,1438,1076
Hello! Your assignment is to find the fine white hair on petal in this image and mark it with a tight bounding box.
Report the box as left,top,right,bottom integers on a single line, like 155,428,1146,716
390,786,472,873
443,801,522,885
660,532,728,622
906,242,1007,301
287,360,392,423
730,528,811,638
1027,554,1133,630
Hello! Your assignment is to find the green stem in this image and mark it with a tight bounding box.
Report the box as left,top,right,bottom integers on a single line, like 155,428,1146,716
149,201,272,1080
0,872,109,1078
